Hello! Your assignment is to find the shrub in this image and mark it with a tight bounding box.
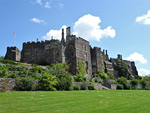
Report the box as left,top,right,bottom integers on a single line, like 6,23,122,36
32,75,40,80
39,74,58,91
74,75,86,82
88,84,95,90
140,79,147,89
1,60,17,65
117,77,128,86
97,71,108,79
107,73,114,79
0,70,7,77
14,79,36,91
56,72,73,91
73,85,80,90
7,73,18,78
48,62,69,76
117,84,123,90
130,79,139,87
81,83,88,90
124,84,130,90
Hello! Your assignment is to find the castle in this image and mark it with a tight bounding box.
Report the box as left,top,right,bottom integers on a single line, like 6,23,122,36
5,27,138,78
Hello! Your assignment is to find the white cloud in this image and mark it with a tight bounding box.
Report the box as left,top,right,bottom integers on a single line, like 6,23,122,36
31,18,45,24
136,10,150,25
42,25,67,40
45,2,51,8
138,68,150,76
126,52,147,65
42,14,116,41
35,0,42,5
73,14,116,41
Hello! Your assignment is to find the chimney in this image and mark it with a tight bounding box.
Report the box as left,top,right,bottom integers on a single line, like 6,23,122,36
117,54,122,60
66,27,71,36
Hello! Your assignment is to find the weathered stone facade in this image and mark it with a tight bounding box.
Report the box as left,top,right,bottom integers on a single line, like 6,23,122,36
5,27,138,77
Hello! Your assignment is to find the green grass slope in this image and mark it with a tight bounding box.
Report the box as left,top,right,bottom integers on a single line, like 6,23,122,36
0,90,150,113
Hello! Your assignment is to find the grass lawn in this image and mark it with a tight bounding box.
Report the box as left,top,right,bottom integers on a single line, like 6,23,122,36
0,90,150,113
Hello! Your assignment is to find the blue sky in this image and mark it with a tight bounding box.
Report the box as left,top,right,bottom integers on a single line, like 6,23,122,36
0,0,150,76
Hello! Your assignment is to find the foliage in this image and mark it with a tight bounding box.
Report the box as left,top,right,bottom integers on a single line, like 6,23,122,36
30,67,47,74
88,84,95,90
140,79,147,89
76,61,86,76
0,70,7,77
81,83,88,90
130,79,139,86
56,72,73,91
0,65,9,71
48,62,69,76
14,79,36,91
0,56,4,62
39,74,58,91
117,77,128,86
73,85,80,90
97,71,108,79
100,53,105,71
74,75,86,82
32,75,41,80
7,73,18,78
1,59,17,65
124,84,130,90
107,73,114,79
115,60,130,78
117,84,123,90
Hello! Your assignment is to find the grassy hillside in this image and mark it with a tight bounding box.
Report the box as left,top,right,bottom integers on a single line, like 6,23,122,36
0,90,150,113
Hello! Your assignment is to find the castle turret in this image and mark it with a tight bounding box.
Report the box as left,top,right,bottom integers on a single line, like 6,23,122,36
117,54,122,60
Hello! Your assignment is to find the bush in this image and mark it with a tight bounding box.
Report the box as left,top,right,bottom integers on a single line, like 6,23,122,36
97,71,108,79
0,70,7,77
140,79,147,89
124,84,130,90
130,79,139,87
14,79,36,91
39,74,58,91
74,75,86,82
80,83,88,90
117,84,123,90
88,84,95,90
107,73,114,79
117,77,128,86
7,73,18,78
73,85,80,90
1,60,17,65
56,72,73,91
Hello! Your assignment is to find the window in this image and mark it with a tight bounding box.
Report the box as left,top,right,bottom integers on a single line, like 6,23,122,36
84,54,87,59
97,51,100,56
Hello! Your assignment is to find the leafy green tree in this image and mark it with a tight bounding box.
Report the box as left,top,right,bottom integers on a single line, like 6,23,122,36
39,74,58,91
76,61,86,76
115,60,130,78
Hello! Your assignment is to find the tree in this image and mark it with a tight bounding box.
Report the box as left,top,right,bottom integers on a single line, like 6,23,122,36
76,61,86,76
115,60,130,78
